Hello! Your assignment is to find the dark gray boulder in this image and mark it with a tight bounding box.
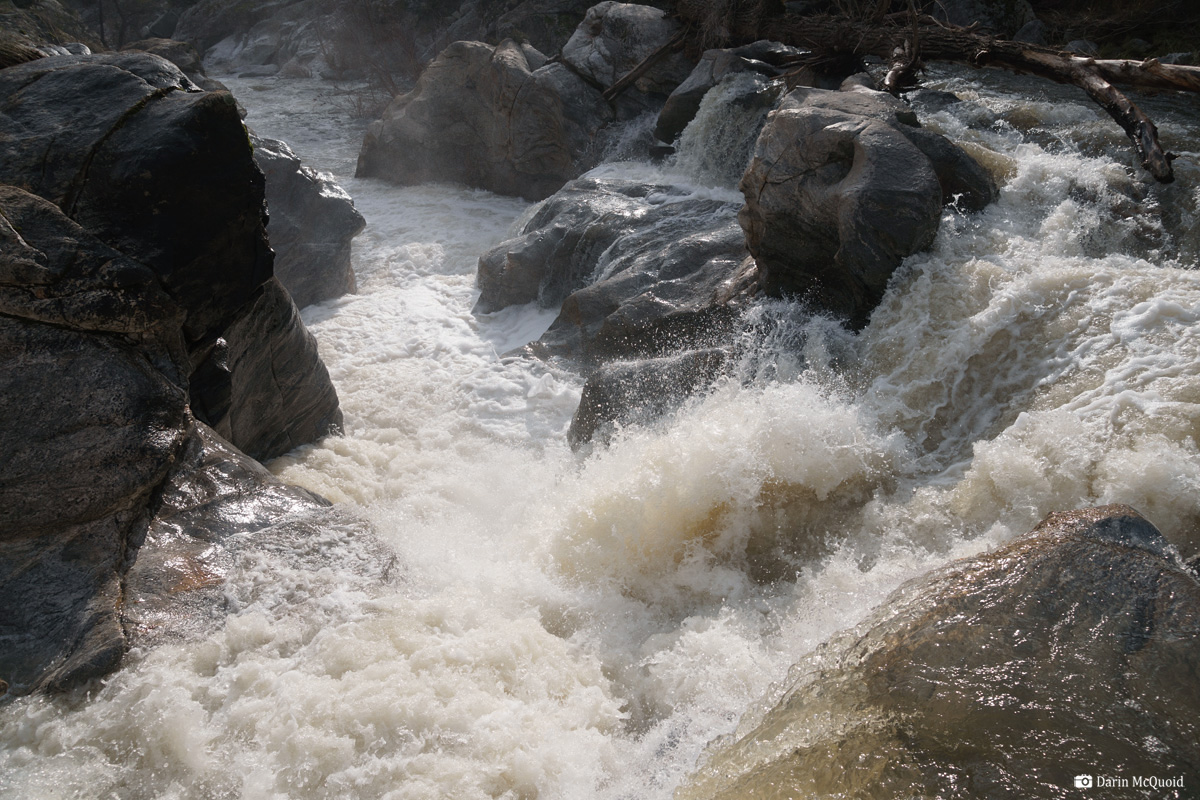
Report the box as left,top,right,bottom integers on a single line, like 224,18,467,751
476,175,757,363
357,38,613,200
251,133,364,309
0,184,190,694
567,348,728,448
738,84,997,328
928,0,1036,37
654,40,803,146
0,52,342,461
679,505,1200,799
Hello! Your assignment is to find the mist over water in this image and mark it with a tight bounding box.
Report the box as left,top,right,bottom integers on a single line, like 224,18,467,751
2,69,1198,799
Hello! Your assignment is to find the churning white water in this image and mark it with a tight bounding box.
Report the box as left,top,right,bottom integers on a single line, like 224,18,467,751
2,68,1198,799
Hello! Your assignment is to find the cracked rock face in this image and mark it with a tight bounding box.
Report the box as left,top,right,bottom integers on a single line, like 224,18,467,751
0,53,343,693
679,505,1200,799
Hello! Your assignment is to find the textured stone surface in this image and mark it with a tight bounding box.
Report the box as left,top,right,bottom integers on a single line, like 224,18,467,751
252,133,363,309
739,85,996,328
476,175,756,363
0,186,190,694
357,39,612,200
0,54,344,693
561,1,692,117
680,505,1200,799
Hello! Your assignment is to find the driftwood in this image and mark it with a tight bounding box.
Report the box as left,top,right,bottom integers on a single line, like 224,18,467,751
601,28,688,102
730,14,1200,183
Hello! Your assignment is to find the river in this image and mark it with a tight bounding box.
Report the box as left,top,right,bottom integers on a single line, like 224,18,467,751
1,65,1198,799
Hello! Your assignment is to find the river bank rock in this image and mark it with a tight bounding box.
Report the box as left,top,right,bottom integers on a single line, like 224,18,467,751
0,52,342,461
357,38,612,200
476,174,757,362
679,505,1200,799
251,133,364,308
0,53,344,693
739,83,997,329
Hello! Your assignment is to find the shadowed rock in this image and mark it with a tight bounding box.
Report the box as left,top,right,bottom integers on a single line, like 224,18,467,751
679,505,1200,799
252,133,363,309
357,38,612,200
0,53,341,462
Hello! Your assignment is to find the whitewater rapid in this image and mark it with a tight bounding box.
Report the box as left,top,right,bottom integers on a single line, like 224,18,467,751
1,69,1198,800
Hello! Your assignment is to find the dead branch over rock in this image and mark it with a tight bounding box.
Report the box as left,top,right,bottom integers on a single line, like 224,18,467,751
683,11,1200,183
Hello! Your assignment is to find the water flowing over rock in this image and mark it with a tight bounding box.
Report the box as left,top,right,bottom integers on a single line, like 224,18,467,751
738,82,998,329
252,133,364,309
654,40,803,146
678,505,1200,799
476,174,756,362
567,348,728,447
0,54,344,693
357,38,613,200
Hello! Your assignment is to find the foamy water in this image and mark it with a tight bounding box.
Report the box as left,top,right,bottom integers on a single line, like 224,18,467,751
2,69,1198,799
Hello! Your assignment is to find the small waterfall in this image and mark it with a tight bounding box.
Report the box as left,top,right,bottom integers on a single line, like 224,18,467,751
671,72,781,189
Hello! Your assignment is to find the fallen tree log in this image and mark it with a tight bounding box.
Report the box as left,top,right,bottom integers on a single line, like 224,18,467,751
688,12,1200,183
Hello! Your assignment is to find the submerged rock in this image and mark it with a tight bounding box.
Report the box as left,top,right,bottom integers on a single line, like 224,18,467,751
739,84,997,329
679,505,1200,799
567,348,728,448
476,175,757,363
252,133,364,309
357,39,612,200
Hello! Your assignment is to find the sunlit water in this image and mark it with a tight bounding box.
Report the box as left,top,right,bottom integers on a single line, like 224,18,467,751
2,68,1198,799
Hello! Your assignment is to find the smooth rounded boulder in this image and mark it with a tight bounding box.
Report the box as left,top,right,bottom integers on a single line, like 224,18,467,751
357,39,613,200
679,505,1200,799
739,84,997,328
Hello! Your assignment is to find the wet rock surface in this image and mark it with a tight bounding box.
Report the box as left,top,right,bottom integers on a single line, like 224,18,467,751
476,175,756,363
567,348,728,448
252,133,364,309
357,39,612,200
739,83,997,329
0,54,343,693
679,505,1200,799
654,40,802,146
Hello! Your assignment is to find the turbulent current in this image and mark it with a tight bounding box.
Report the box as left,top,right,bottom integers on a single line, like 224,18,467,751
2,67,1199,799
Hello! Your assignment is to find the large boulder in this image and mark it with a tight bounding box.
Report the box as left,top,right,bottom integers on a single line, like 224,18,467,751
475,174,757,362
679,505,1200,799
738,83,997,329
0,184,191,694
0,54,346,693
357,38,613,200
560,1,692,117
0,52,342,461
252,133,364,308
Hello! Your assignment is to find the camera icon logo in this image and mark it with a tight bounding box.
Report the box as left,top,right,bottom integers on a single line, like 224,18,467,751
1075,775,1094,789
